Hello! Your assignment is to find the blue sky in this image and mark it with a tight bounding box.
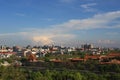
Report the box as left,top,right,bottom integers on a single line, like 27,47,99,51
0,0,120,47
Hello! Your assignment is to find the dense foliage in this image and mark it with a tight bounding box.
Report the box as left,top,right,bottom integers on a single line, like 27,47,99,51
0,65,120,80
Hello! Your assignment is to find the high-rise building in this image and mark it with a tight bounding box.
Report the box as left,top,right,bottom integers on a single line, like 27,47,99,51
81,44,94,50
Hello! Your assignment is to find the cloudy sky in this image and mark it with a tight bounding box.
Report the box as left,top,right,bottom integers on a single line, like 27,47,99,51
0,0,120,47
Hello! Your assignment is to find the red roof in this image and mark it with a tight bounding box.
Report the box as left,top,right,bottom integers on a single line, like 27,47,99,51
71,58,84,61
85,55,100,59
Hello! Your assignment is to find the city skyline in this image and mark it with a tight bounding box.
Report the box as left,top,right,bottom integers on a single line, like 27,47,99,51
0,0,120,48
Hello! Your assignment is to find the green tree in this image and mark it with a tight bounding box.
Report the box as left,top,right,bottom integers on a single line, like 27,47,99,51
110,73,120,80
1,67,26,80
31,71,44,80
85,72,98,80
73,72,83,80
44,70,52,80
44,57,50,62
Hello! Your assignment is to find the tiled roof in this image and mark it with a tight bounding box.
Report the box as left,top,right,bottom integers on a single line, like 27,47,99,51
71,58,84,61
85,55,100,59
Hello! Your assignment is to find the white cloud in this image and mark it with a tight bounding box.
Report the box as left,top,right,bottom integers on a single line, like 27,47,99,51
55,11,120,30
33,36,53,45
0,11,120,47
59,0,75,3
98,40,115,44
45,18,54,21
81,3,97,9
0,28,76,46
80,3,97,12
106,32,119,35
39,18,54,21
15,13,25,16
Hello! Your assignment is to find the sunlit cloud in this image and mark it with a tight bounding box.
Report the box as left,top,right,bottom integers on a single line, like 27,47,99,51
33,36,53,45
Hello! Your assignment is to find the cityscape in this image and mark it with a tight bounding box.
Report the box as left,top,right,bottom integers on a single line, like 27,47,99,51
0,0,120,80
0,44,120,63
0,44,120,80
